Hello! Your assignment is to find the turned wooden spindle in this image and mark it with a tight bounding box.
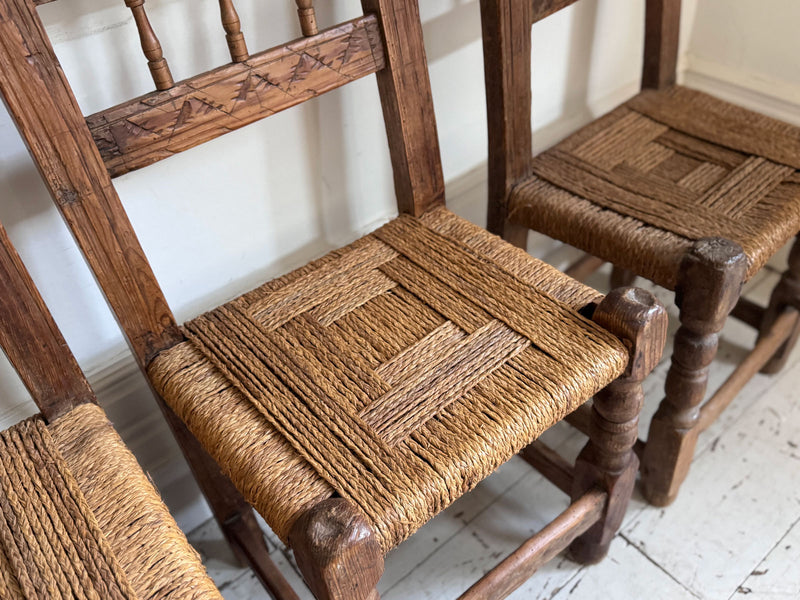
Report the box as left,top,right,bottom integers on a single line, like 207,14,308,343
641,238,746,506
219,0,249,62
569,287,668,564
295,0,318,36
125,0,173,90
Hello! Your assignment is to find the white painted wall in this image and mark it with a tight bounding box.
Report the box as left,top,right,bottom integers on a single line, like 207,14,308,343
681,0,800,125
4,0,787,534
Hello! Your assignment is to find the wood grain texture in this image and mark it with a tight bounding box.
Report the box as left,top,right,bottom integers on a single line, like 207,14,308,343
362,0,445,216
641,238,747,506
289,499,383,600
530,0,581,24
480,0,532,238
88,16,385,178
0,0,183,366
0,222,95,422
570,287,667,563
642,0,682,90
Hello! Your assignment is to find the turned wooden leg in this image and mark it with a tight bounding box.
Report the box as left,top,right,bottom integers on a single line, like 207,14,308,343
610,266,636,289
289,498,383,600
569,287,668,564
759,234,800,374
641,238,747,507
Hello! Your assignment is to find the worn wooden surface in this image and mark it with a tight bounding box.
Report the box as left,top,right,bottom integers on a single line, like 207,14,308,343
479,0,531,241
0,0,184,366
289,499,383,600
362,0,445,216
697,309,798,432
0,3,304,595
518,440,573,495
642,0,682,90
0,222,95,422
88,16,385,178
641,238,747,506
570,287,667,563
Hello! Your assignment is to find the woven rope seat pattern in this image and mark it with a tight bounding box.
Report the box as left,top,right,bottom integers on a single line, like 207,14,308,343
511,85,800,290
0,403,221,600
149,207,628,552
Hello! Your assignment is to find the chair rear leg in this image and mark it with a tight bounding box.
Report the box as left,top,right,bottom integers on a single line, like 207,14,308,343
610,266,636,289
289,498,383,600
641,238,746,506
759,234,800,374
570,287,668,563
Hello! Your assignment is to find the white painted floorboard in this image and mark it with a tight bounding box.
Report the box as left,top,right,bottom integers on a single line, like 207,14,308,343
187,255,800,600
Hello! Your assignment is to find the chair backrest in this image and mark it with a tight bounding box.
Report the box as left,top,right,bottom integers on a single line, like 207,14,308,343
0,0,445,369
479,0,681,234
0,221,95,422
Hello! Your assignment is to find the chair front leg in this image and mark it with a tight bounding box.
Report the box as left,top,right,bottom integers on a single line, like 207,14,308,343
289,498,383,600
570,287,667,563
641,238,746,506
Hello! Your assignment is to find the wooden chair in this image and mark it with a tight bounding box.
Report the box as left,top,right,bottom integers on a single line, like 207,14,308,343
0,0,668,597
480,0,800,507
0,220,222,598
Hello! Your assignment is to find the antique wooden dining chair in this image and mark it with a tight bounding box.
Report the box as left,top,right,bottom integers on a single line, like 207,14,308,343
0,220,222,598
480,0,800,507
0,0,667,598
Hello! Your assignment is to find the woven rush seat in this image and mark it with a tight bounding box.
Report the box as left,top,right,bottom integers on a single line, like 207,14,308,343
149,207,628,551
0,403,220,600
510,85,800,290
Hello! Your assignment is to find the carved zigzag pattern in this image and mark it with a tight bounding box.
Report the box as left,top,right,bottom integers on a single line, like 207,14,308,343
87,16,384,176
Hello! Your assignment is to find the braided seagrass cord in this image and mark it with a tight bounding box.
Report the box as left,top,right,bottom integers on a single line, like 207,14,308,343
151,208,628,551
0,403,221,600
512,86,800,289
0,415,136,599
